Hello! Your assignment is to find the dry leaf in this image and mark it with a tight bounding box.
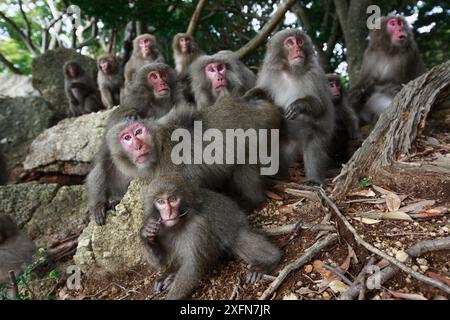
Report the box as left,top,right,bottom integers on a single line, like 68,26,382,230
272,183,287,191
353,217,382,224
349,189,376,197
265,191,283,201
297,287,316,295
389,291,427,300
329,280,349,294
426,271,450,286
372,185,391,195
400,200,435,213
313,260,329,277
283,293,299,300
354,211,383,220
381,211,413,221
410,207,448,219
278,205,294,214
385,192,402,212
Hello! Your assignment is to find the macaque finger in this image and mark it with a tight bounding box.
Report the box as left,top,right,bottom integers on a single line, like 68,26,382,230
94,204,106,225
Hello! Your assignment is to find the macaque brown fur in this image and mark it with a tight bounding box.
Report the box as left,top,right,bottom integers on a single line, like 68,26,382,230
140,175,282,300
326,73,362,163
97,53,124,108
189,51,256,109
123,34,165,93
349,16,426,124
252,29,335,185
63,61,103,117
0,215,36,284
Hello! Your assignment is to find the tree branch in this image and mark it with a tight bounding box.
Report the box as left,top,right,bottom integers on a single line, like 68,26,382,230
236,0,297,60
0,11,37,55
18,0,33,44
186,0,207,36
0,51,23,74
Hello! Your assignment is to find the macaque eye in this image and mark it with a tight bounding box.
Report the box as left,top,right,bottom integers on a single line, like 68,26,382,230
135,128,143,135
123,134,131,141
207,66,215,73
156,199,165,205
168,195,178,203
150,73,158,79
297,38,304,46
286,39,294,46
217,64,225,72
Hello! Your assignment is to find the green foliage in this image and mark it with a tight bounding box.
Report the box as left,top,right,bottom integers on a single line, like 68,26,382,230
357,177,373,189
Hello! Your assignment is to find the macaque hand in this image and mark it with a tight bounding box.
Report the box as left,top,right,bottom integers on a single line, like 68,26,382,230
154,273,175,293
284,99,306,120
141,219,160,242
93,203,106,226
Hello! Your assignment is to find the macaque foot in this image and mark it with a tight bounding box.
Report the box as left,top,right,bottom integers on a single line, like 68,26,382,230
93,203,107,226
246,270,265,284
154,273,175,293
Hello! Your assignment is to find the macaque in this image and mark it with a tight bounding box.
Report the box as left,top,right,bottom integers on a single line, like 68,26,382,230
140,175,282,299
0,215,36,284
97,53,124,108
123,34,165,94
349,16,426,125
249,29,335,185
326,73,362,163
87,95,281,225
172,33,204,77
118,62,183,123
63,61,103,117
190,52,256,109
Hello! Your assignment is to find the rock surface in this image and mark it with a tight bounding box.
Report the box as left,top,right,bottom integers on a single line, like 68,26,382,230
23,108,113,176
74,179,147,275
0,97,56,172
32,48,97,118
0,183,89,247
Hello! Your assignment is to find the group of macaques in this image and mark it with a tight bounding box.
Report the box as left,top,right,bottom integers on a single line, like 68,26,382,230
1,15,425,299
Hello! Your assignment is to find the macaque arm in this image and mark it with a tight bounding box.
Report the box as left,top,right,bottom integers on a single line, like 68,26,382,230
243,87,273,103
165,260,203,300
100,88,114,108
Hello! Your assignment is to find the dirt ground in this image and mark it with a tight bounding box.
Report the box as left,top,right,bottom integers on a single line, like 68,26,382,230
22,111,450,301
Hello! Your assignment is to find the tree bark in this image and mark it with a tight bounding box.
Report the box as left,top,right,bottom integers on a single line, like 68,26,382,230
0,52,23,75
236,0,297,60
332,61,450,199
334,0,371,86
186,0,207,36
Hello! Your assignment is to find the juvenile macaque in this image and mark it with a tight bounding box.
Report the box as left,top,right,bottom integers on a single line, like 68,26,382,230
349,16,426,125
97,53,124,108
190,52,256,109
63,61,103,117
250,29,335,185
140,175,282,299
172,33,204,77
123,34,165,93
326,73,362,163
0,215,36,284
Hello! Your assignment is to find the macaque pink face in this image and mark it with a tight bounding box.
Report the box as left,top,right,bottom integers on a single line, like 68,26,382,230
67,64,78,78
99,59,110,74
205,63,227,93
148,70,170,97
139,38,152,56
119,123,151,164
328,80,341,98
179,37,191,53
154,194,182,227
284,36,305,65
387,18,406,44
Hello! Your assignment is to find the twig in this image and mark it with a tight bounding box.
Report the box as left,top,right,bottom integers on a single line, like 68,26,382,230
319,188,450,294
259,233,338,300
8,270,19,298
229,277,241,300
339,256,376,300
367,236,450,290
322,263,353,286
263,222,336,236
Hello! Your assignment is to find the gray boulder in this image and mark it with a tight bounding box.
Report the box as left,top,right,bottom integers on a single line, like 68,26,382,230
32,48,97,118
74,179,147,275
23,108,113,176
0,97,56,173
0,183,89,247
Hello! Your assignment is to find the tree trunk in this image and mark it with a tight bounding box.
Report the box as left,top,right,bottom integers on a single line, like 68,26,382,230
334,0,372,86
332,61,450,199
186,0,207,36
